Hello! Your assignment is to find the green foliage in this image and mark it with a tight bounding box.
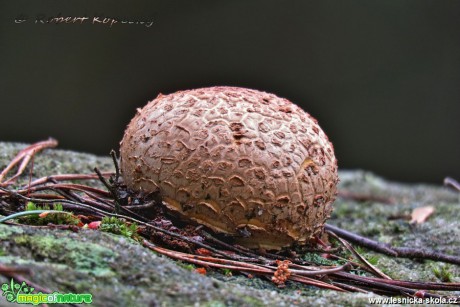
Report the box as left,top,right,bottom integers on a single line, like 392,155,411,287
302,252,337,266
431,264,454,282
19,202,79,226
354,246,366,254
366,254,380,265
176,261,196,271
99,216,140,241
354,247,380,265
221,268,232,276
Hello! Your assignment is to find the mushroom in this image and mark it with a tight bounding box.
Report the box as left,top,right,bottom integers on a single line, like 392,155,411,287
120,86,338,249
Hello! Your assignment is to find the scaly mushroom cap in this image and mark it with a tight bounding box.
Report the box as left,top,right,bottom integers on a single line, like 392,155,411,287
120,86,338,249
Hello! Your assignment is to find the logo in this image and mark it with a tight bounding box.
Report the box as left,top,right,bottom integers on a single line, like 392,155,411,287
1,278,92,305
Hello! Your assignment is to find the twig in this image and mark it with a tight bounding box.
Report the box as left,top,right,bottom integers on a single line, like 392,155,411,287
326,253,380,276
327,230,391,280
331,281,369,293
143,240,346,292
0,186,110,216
11,183,111,198
325,224,397,256
110,150,120,182
0,264,31,275
94,167,121,213
287,275,346,292
335,272,460,291
200,230,269,262
26,173,113,189
333,271,460,296
392,247,460,265
283,262,352,277
48,186,115,213
144,241,272,274
338,190,394,204
325,224,460,265
444,177,460,192
0,138,58,186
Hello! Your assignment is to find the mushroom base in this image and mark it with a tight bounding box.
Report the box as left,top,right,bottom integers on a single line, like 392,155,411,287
161,196,325,250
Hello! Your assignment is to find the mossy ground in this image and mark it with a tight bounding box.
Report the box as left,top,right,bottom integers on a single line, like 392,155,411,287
0,142,459,306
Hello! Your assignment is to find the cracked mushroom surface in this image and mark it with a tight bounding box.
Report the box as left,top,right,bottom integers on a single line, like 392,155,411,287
120,86,338,249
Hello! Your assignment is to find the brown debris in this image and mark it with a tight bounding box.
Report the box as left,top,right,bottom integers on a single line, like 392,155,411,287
272,260,292,287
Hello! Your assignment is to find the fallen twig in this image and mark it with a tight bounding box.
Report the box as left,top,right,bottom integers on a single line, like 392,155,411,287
143,240,347,292
338,190,394,204
325,224,397,256
325,224,460,265
0,138,58,187
26,173,112,188
444,177,460,192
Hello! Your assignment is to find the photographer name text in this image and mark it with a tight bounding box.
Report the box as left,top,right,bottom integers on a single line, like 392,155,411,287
15,13,154,28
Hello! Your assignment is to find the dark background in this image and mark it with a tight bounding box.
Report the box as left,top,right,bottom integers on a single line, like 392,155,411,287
1,1,459,184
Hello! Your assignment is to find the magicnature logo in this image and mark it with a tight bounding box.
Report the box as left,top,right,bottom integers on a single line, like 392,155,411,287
1,278,92,305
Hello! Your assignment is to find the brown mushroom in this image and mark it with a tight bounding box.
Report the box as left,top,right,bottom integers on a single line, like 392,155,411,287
120,86,338,249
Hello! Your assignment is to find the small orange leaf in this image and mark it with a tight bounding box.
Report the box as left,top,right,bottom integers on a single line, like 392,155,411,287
410,206,435,224
194,267,207,275
39,212,50,218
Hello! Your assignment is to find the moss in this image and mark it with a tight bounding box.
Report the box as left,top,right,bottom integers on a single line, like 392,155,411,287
241,295,265,307
99,216,141,241
431,263,455,282
12,234,30,245
201,300,227,307
0,224,23,239
7,229,116,277
18,202,80,226
176,261,196,271
302,252,339,266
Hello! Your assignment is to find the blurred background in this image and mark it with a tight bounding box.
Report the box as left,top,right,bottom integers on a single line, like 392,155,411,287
1,0,459,183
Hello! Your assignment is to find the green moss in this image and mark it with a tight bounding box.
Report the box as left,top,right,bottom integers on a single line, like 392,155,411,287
99,216,141,241
221,268,233,276
12,232,116,275
18,202,80,226
302,252,338,266
241,295,265,307
431,263,454,282
176,261,196,271
201,301,226,307
366,254,380,265
0,224,24,239
13,234,30,245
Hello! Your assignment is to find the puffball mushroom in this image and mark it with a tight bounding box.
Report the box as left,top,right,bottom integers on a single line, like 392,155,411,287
120,86,338,250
